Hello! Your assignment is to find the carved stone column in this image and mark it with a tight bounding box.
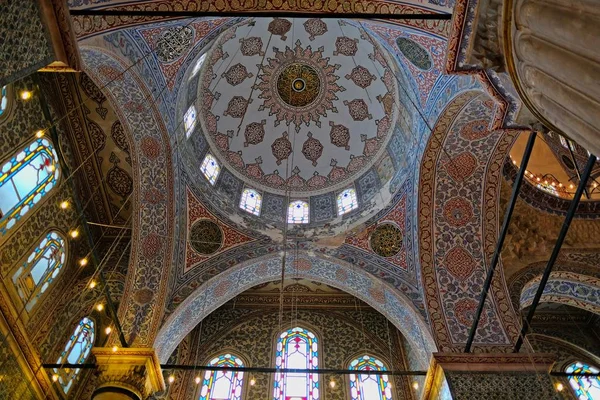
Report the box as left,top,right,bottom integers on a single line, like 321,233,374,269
92,348,165,400
505,0,600,155
422,353,560,399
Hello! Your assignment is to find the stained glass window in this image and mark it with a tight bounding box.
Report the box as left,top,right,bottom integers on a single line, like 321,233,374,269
201,153,221,185
54,317,95,394
337,188,358,215
240,188,262,216
12,231,66,311
190,53,207,79
288,201,309,224
0,138,60,235
566,362,600,400
349,355,393,400
274,326,319,400
185,105,197,138
0,86,8,116
199,354,244,400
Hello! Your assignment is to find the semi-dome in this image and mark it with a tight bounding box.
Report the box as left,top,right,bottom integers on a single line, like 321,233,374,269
181,18,418,238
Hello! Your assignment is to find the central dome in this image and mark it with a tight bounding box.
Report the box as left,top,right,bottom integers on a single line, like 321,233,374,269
198,18,400,197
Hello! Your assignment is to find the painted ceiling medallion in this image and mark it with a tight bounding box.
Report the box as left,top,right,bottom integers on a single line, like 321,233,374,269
276,63,321,107
370,223,403,258
255,40,344,130
198,18,399,196
189,219,223,255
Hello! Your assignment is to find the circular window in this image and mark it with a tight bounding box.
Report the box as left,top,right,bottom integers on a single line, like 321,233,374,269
189,219,223,255
277,63,320,107
370,223,403,258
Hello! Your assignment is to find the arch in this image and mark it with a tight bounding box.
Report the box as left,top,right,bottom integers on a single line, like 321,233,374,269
520,272,600,315
565,361,600,399
348,355,393,400
53,316,95,394
416,90,523,351
80,46,175,346
198,353,246,400
273,326,320,400
154,251,436,366
11,230,67,312
0,136,61,235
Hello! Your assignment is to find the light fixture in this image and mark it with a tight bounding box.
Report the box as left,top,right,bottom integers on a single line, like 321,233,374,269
35,130,44,138
570,184,574,189
79,258,88,267
168,375,175,384
96,303,104,312
112,345,118,353
48,164,56,172
413,381,419,390
195,376,201,384
69,229,79,239
105,327,112,335
20,90,32,101
329,380,336,388
555,382,564,392
60,200,69,209
89,280,97,289
52,374,59,382
250,378,256,386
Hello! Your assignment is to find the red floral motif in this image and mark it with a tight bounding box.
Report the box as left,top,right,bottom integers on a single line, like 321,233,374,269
303,19,328,40
347,155,366,172
333,36,358,56
143,188,165,204
222,63,253,86
344,99,372,121
329,121,350,150
223,96,251,118
214,280,231,297
256,263,268,276
98,65,122,82
335,268,348,282
271,132,292,165
459,119,491,141
345,65,376,89
454,298,487,327
295,258,312,271
214,132,230,151
444,152,478,182
301,133,323,166
244,120,266,147
246,162,264,179
443,197,474,227
307,174,327,188
239,37,265,56
444,246,475,281
376,115,391,139
267,18,292,40
142,233,162,259
124,101,144,113
369,286,386,304
140,136,161,160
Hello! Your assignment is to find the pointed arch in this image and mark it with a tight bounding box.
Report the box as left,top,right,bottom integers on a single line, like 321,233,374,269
566,361,600,399
348,355,393,400
199,353,246,400
53,317,95,393
0,137,61,235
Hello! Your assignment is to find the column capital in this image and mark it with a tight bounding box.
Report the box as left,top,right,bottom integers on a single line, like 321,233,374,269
92,347,165,400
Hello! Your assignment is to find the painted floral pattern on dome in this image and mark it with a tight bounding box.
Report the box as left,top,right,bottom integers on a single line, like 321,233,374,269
199,18,398,196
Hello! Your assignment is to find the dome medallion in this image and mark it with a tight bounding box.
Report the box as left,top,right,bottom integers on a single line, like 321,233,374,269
197,18,400,198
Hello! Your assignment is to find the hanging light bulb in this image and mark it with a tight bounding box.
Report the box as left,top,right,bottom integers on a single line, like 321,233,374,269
195,376,201,384
555,382,564,392
52,374,59,382
35,130,44,138
112,345,118,352
89,280,97,289
105,327,112,335
79,258,88,267
96,303,104,311
329,379,336,388
168,375,175,384
413,381,419,390
69,229,79,239
20,90,32,101
250,378,256,386
60,200,70,209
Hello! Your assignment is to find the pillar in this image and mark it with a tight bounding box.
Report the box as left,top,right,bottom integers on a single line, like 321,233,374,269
422,353,560,399
92,348,165,400
506,0,600,155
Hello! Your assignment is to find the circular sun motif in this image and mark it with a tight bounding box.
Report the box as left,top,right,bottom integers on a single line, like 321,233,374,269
276,63,320,107
255,40,344,131
370,223,403,258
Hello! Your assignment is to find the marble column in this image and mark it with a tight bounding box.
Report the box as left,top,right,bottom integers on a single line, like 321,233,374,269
506,0,600,155
91,348,165,400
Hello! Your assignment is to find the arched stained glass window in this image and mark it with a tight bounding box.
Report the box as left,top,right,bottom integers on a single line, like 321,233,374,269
54,317,95,394
0,86,8,116
199,354,245,400
201,153,221,185
12,231,66,311
566,362,600,399
240,188,262,216
185,104,197,138
0,137,60,235
190,53,207,79
288,201,309,224
274,326,319,400
349,355,393,400
337,188,358,215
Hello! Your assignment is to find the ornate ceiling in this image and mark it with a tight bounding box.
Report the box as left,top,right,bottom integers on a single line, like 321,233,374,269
198,18,399,197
